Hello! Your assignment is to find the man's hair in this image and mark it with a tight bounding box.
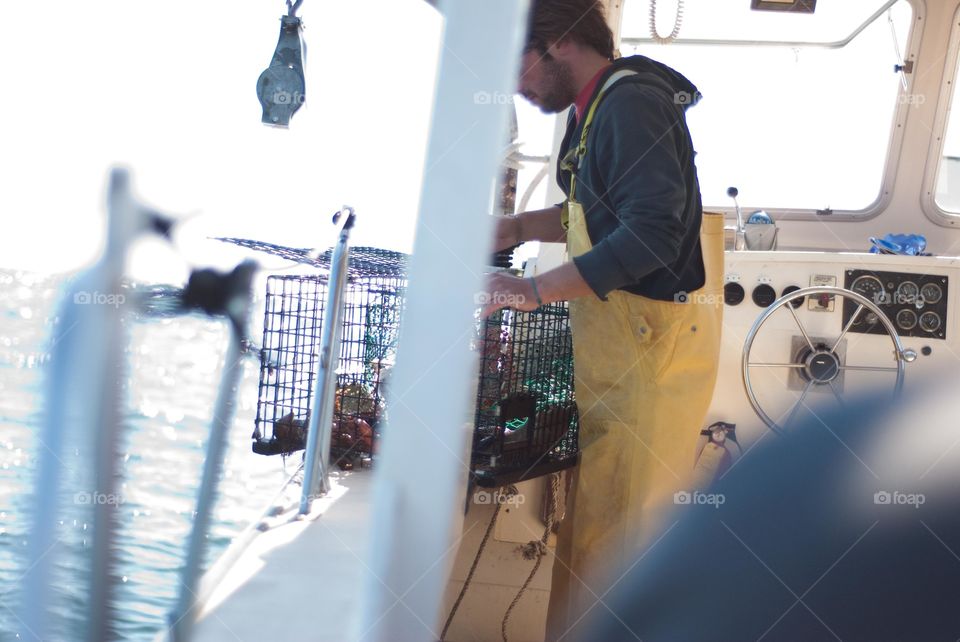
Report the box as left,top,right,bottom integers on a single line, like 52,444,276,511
525,0,615,60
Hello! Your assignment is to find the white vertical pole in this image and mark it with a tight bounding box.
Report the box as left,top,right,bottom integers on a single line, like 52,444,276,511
357,1,530,640
22,169,140,642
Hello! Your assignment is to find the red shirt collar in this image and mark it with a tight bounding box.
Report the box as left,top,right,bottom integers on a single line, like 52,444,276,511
574,65,612,124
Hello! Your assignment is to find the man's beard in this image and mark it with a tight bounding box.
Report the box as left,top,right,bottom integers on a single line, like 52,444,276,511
536,56,577,114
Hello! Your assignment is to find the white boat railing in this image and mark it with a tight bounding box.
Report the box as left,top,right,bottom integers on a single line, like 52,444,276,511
170,262,258,642
300,207,356,511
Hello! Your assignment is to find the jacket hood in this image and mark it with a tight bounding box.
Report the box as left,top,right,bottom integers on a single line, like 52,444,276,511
605,55,702,110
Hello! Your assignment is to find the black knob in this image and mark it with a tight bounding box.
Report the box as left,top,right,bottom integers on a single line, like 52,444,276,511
724,282,745,306
752,284,777,308
727,187,739,198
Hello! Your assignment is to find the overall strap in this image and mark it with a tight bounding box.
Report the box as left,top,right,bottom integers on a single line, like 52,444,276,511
567,69,638,203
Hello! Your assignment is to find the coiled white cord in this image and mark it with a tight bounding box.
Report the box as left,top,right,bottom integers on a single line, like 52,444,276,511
649,0,685,44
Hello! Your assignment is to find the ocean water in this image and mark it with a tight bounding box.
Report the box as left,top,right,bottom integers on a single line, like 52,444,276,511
0,269,289,641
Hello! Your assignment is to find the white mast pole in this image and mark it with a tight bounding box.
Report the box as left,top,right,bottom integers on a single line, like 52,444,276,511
357,0,530,640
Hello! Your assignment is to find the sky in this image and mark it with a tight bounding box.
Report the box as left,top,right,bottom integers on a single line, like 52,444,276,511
0,1,454,283
0,0,561,285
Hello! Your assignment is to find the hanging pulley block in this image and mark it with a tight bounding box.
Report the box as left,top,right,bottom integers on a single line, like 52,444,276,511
257,14,306,127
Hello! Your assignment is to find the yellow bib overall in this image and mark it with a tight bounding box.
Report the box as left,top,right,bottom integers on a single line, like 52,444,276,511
545,75,724,641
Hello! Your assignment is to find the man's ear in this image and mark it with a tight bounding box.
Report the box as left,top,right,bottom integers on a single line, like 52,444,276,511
548,37,576,60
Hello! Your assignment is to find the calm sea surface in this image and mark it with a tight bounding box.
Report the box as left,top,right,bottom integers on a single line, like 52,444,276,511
0,269,289,641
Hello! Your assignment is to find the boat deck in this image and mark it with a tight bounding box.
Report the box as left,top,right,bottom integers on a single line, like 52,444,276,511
190,471,374,642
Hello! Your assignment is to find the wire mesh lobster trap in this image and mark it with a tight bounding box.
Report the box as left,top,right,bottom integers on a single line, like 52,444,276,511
471,304,579,488
252,248,406,463
251,245,579,482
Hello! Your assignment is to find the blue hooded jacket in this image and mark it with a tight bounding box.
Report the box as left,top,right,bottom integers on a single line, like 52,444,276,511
558,55,706,301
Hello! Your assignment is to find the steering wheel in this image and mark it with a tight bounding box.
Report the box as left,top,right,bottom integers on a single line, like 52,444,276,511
742,286,917,434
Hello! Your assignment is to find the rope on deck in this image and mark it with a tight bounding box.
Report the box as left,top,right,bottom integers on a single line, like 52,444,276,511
439,475,564,642
440,486,515,641
501,472,562,642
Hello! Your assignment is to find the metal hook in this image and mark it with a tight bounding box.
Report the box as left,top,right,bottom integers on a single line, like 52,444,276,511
287,0,303,17
332,205,356,231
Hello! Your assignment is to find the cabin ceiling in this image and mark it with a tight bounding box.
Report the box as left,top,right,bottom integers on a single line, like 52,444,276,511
622,0,900,46
422,1,901,48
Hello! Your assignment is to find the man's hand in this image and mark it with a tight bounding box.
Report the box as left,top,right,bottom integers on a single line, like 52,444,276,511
481,272,540,317
477,262,596,316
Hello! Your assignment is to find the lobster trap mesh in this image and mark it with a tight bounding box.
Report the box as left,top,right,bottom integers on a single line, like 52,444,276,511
252,248,579,482
252,248,407,461
471,304,579,487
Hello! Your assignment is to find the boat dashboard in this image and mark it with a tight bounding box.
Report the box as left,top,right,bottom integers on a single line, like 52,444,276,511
708,250,960,445
723,258,951,340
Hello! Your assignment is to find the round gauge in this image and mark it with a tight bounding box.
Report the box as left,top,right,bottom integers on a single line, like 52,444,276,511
896,281,919,304
850,275,885,306
919,311,942,333
896,308,917,331
921,282,943,305
781,285,804,309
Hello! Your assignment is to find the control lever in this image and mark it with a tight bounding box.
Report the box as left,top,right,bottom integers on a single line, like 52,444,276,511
727,186,746,251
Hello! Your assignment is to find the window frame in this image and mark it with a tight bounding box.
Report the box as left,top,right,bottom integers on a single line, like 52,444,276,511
621,0,901,49
920,2,960,227
618,0,921,222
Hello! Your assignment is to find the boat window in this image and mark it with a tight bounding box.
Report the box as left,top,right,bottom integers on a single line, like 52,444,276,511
934,15,960,216
620,0,914,214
